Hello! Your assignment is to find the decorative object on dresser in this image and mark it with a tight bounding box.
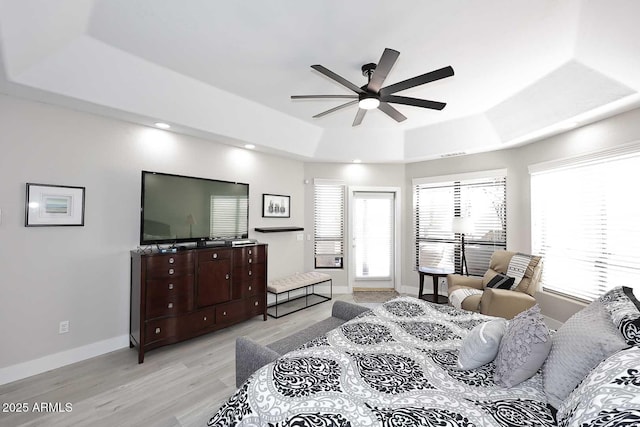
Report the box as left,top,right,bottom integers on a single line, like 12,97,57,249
262,193,290,218
130,244,267,363
25,183,85,226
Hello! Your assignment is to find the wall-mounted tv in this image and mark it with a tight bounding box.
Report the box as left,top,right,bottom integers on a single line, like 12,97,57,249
140,171,249,245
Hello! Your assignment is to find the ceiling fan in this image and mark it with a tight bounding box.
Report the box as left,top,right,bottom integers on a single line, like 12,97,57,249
291,48,454,126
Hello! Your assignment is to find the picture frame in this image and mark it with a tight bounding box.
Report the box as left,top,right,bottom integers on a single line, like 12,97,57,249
262,193,290,218
25,183,85,227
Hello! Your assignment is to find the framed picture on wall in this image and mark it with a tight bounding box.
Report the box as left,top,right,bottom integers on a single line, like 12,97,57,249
262,194,290,218
25,183,86,226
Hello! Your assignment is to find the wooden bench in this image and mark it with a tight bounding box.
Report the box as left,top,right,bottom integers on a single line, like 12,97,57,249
267,272,332,318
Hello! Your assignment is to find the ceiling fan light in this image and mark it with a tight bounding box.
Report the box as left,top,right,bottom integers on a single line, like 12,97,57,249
359,97,380,110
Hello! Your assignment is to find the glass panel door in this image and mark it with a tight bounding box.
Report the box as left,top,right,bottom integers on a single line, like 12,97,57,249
353,191,395,288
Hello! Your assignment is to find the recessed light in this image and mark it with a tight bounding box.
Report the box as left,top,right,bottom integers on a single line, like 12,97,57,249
244,144,256,150
353,159,362,163
155,122,171,129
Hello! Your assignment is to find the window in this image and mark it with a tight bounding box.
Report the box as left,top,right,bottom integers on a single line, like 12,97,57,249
314,180,345,268
413,170,507,275
530,143,640,301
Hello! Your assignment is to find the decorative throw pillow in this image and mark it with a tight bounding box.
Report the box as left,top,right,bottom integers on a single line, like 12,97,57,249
556,346,640,426
600,286,640,346
542,299,627,409
485,273,515,290
505,253,535,289
458,319,508,369
494,304,551,388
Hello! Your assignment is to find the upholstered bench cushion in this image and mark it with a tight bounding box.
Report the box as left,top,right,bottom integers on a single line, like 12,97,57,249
267,272,331,294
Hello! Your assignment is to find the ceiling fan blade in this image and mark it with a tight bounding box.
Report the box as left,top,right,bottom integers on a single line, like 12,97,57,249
379,65,454,96
311,65,365,94
312,100,358,118
378,102,407,122
381,95,446,110
352,108,367,126
291,95,358,100
367,48,400,93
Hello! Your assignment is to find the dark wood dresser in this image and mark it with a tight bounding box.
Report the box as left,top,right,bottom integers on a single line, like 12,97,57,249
130,244,267,363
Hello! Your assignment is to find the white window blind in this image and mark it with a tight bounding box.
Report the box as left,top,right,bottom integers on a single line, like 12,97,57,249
530,144,640,301
314,180,345,269
414,170,507,275
210,195,248,238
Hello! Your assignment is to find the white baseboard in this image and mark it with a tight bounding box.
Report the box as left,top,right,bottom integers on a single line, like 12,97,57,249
0,334,129,386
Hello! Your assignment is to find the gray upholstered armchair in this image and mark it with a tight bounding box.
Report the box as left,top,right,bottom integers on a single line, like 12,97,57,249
447,250,543,319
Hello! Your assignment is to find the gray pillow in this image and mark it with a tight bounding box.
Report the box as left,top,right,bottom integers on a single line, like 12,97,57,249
458,319,508,369
542,299,627,409
494,305,551,388
557,346,640,426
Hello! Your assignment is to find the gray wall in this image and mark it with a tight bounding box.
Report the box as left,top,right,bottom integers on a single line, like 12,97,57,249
0,94,306,379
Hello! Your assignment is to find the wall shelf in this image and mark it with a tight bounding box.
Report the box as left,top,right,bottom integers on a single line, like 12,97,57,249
254,227,304,233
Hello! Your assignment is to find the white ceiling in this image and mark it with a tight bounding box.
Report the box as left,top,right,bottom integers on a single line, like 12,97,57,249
1,0,639,163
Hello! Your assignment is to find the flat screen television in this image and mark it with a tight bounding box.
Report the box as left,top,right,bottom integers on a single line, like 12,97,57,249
140,171,249,245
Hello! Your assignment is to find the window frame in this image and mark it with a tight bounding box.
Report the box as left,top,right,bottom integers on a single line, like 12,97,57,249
413,169,507,276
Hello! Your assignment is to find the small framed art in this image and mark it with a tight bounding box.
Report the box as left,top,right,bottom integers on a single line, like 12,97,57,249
25,183,86,226
262,194,290,218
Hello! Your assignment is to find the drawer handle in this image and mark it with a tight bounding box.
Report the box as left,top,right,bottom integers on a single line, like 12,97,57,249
155,327,161,334
168,268,175,275
168,283,174,290
254,301,259,306
223,311,227,316
213,253,218,259
248,285,252,291
248,270,252,276
168,303,173,309
225,274,230,280
204,316,207,321
168,257,175,264
249,259,252,264
248,249,252,255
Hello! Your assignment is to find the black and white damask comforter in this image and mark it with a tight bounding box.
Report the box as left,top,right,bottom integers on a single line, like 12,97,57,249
208,296,556,427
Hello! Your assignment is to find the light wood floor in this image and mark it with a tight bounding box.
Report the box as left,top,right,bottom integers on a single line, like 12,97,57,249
0,294,358,427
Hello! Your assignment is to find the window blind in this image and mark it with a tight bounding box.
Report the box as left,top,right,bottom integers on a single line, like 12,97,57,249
530,144,640,301
413,170,507,275
314,180,345,269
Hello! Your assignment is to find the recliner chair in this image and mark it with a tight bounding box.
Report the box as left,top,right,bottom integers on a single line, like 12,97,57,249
447,250,543,319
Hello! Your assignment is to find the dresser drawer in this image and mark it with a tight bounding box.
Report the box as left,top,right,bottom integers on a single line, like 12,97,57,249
232,279,266,299
188,307,216,333
198,249,232,263
146,253,194,279
145,286,193,320
247,295,265,316
146,275,193,300
145,317,178,343
233,263,266,283
215,299,246,325
234,246,266,267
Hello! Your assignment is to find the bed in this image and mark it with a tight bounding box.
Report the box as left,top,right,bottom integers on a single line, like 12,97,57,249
208,296,556,426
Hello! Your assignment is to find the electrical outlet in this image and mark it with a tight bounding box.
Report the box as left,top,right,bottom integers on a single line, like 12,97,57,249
59,320,69,334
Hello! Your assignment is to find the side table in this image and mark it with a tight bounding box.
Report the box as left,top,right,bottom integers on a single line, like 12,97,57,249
418,266,453,304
